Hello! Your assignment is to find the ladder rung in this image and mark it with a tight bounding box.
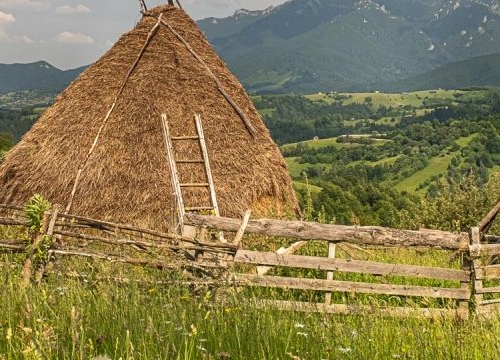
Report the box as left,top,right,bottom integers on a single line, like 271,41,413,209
185,206,214,211
176,160,204,164
171,136,199,140
180,183,209,187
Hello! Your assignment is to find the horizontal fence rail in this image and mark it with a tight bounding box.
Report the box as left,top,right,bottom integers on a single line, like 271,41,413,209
234,250,470,282
185,214,469,250
3,204,500,318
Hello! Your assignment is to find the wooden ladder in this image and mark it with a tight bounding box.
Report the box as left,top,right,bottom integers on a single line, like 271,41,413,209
161,113,221,235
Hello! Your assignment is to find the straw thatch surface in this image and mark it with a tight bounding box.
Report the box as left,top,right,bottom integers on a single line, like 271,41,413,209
0,5,298,231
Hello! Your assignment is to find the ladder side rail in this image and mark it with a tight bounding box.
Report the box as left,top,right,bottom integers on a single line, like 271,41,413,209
161,114,185,231
195,114,221,217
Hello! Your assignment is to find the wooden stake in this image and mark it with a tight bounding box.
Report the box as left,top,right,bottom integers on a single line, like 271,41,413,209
325,241,336,305
21,210,51,287
233,210,251,248
65,14,163,215
470,227,483,313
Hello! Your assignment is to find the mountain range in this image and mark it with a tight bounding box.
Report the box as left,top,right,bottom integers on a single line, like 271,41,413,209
198,0,500,93
0,61,85,93
1,0,500,94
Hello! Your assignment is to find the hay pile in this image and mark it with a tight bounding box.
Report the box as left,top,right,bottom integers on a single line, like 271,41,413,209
0,5,298,231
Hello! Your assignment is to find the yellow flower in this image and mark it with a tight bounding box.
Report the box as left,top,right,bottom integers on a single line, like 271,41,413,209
190,324,198,336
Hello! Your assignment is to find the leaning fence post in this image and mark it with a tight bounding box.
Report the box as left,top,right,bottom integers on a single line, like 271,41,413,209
470,227,483,314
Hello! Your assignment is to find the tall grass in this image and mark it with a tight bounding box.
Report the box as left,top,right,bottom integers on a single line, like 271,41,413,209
1,259,500,360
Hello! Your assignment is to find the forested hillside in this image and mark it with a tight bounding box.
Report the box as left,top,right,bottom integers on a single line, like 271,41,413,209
255,87,500,229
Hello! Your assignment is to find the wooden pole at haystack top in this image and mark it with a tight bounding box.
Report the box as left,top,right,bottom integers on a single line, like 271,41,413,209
141,1,182,13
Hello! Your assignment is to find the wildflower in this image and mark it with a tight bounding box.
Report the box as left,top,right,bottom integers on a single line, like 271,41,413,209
339,346,352,354
190,324,198,336
297,332,308,337
294,323,306,329
197,345,207,352
393,355,402,359
6,327,12,341
286,352,302,360
351,330,358,338
93,356,112,360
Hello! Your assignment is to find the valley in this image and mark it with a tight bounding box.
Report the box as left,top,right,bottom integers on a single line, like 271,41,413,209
254,87,500,228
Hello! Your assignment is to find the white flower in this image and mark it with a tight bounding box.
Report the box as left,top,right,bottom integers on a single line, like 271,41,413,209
339,347,352,354
297,332,308,337
294,323,306,329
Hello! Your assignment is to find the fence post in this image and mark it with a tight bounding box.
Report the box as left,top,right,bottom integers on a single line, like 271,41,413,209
459,248,471,319
470,227,483,314
34,205,60,283
325,241,336,305
21,210,51,287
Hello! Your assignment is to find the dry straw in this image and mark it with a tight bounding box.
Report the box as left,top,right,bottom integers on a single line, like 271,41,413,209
0,5,298,231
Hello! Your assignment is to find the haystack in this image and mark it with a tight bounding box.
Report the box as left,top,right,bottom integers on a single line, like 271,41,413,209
0,5,298,231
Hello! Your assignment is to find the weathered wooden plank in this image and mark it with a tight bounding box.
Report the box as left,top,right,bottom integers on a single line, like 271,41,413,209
0,243,25,252
185,214,469,250
234,274,470,299
480,298,500,305
0,217,30,226
484,235,500,243
253,300,468,319
471,243,500,256
234,250,469,281
0,204,25,212
476,264,500,280
49,248,222,271
52,229,235,254
54,213,237,250
476,286,500,294
478,197,500,233
477,302,500,319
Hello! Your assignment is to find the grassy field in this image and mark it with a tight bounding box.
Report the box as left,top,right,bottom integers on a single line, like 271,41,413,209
1,253,500,360
394,134,479,193
281,137,342,152
285,157,332,178
305,89,476,109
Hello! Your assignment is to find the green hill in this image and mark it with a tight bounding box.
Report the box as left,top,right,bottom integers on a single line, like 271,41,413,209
0,61,86,93
374,54,500,92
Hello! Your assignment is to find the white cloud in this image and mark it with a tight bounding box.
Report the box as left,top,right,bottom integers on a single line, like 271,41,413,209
56,4,91,15
57,31,94,44
0,10,14,42
0,0,50,11
20,34,35,43
0,10,15,24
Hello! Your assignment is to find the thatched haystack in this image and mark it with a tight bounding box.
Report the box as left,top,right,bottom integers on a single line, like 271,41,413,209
0,5,298,231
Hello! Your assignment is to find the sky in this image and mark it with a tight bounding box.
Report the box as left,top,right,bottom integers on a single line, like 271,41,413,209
0,0,286,69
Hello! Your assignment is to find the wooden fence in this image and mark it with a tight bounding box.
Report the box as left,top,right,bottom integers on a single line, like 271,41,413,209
4,204,500,318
